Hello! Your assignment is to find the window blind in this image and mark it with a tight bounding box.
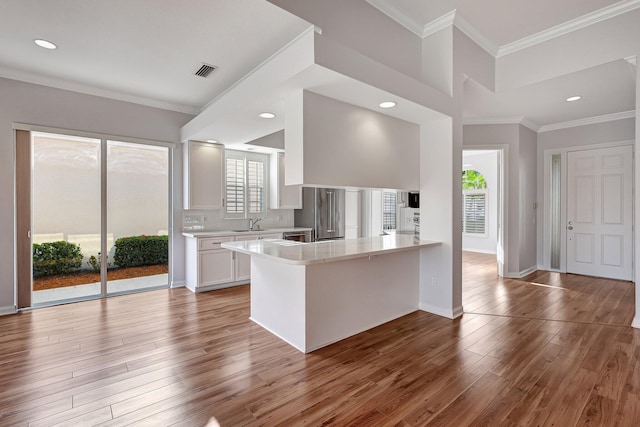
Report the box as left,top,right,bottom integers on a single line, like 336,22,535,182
462,191,487,235
225,151,267,217
225,157,245,214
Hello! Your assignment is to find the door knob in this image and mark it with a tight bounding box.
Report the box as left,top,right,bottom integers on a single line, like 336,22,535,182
568,226,573,230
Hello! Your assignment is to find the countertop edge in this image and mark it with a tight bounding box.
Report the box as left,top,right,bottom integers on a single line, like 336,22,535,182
182,227,312,238
221,239,442,266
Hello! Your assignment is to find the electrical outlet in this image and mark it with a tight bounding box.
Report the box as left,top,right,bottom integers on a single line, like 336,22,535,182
431,277,438,288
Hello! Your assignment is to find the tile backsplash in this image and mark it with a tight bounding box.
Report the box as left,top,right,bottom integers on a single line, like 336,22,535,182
183,209,295,231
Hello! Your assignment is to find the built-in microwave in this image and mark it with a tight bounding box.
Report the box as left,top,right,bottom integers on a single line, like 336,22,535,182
408,192,419,208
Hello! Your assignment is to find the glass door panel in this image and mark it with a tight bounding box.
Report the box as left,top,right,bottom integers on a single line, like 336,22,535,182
31,132,102,305
106,140,169,294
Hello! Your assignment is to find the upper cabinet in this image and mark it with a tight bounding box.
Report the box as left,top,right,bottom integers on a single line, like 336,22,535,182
270,152,301,209
183,140,224,210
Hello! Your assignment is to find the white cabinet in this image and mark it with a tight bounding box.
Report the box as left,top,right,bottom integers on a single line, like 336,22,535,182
183,140,224,210
270,152,301,209
345,190,361,239
185,232,283,292
200,249,234,286
234,236,254,282
235,233,282,282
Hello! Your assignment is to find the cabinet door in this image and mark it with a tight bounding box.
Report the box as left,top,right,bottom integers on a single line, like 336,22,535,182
234,236,254,282
270,152,301,209
199,249,234,286
184,141,224,209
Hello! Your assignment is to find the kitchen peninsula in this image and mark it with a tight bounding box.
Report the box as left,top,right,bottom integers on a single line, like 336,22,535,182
222,234,440,353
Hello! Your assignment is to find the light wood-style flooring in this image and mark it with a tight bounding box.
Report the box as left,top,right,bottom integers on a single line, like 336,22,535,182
0,252,638,426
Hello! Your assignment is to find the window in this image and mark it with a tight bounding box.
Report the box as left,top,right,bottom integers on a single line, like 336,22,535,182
462,170,488,236
225,150,267,218
382,191,397,230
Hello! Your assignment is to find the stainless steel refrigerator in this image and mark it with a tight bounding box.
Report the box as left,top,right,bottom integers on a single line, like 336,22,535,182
295,187,345,241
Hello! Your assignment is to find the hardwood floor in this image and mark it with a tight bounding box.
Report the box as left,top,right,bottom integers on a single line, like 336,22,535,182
0,253,638,426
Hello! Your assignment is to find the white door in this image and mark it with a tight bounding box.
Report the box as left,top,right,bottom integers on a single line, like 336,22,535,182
567,145,633,280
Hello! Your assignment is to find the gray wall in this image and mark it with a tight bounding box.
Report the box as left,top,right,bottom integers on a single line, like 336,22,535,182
536,117,635,266
0,77,193,312
268,0,422,81
463,123,538,276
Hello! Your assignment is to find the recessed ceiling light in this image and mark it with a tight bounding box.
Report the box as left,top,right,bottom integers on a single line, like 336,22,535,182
379,101,397,108
34,39,57,50
206,139,219,143
566,96,582,102
259,112,276,119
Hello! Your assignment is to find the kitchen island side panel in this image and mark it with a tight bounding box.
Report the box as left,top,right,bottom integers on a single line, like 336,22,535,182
250,256,307,352
304,249,420,352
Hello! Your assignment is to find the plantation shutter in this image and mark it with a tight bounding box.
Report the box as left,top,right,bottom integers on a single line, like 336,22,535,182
225,157,245,214
247,159,264,214
462,190,487,236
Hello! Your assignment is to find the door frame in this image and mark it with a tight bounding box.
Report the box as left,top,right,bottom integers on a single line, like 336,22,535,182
542,140,634,274
462,145,508,277
14,123,176,308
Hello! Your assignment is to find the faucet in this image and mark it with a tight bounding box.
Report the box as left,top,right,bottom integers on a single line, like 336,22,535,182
248,217,262,231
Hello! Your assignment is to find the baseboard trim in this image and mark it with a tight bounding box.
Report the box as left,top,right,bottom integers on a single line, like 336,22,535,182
632,316,640,329
189,281,250,293
0,306,17,316
462,248,497,255
504,266,537,279
419,303,464,319
171,280,186,288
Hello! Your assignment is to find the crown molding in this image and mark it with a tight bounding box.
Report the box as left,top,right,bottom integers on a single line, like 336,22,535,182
365,0,425,37
538,110,636,132
453,13,499,57
498,0,640,57
625,55,637,66
422,10,456,38
463,116,540,132
0,66,199,115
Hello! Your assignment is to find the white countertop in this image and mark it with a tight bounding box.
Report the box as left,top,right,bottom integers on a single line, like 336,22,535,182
182,227,312,238
221,234,441,265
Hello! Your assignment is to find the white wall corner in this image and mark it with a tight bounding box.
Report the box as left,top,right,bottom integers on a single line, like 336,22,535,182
171,280,185,288
453,13,499,57
632,316,640,329
419,302,463,319
0,306,17,316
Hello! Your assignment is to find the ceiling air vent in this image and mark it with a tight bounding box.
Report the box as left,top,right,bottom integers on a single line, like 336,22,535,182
194,63,217,78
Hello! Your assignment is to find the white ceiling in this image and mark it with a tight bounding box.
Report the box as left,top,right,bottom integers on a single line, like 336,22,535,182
0,0,636,137
0,0,310,114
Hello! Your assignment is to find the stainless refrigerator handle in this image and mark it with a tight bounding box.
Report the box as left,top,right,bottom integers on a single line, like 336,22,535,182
327,191,335,232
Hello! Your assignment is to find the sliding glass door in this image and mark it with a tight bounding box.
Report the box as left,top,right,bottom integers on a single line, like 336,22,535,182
106,140,169,295
29,131,170,306
31,133,103,304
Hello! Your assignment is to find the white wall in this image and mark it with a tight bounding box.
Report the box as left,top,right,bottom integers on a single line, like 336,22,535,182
462,150,498,254
288,90,421,190
0,77,193,313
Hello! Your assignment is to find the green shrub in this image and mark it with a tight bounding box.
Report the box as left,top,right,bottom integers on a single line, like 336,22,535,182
33,241,83,277
113,235,168,268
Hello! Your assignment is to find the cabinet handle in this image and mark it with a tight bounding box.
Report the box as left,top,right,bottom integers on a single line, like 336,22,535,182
222,198,225,207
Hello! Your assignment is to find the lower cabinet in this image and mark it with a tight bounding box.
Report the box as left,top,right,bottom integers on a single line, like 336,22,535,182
185,233,282,292
200,249,234,286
